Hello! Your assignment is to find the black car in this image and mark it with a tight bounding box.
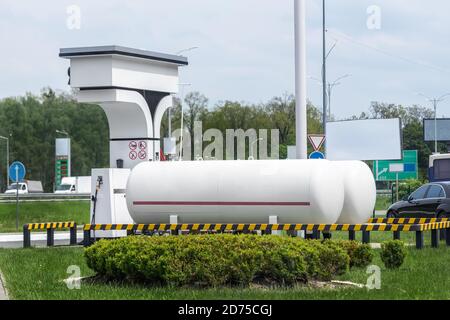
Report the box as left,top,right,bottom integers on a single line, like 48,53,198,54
387,182,450,218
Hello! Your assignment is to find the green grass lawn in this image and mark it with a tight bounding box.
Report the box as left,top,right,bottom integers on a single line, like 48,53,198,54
375,195,392,211
0,245,448,300
0,201,90,233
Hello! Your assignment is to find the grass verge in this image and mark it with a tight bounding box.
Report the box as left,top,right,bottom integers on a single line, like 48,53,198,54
0,201,90,233
0,245,448,300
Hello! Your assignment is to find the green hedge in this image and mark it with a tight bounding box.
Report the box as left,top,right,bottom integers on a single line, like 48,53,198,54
83,235,369,287
381,240,407,269
325,240,374,268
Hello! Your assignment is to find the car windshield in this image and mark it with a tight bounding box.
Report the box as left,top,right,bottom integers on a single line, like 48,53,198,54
7,183,21,190
56,184,72,191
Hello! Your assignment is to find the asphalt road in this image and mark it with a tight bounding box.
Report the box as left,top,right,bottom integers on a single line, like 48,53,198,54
0,232,84,249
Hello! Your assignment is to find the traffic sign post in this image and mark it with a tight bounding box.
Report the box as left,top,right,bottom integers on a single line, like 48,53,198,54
308,134,326,160
9,161,26,231
389,163,405,202
374,150,418,181
308,134,326,152
309,151,325,159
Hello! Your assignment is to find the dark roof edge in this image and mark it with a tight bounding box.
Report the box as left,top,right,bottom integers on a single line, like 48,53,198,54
59,45,188,66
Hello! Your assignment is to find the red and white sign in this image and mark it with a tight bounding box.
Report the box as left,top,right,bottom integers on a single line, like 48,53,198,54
129,141,137,150
308,134,325,151
138,141,147,150
129,151,138,160
138,150,147,160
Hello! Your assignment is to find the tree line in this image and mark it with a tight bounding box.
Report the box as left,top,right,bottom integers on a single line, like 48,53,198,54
0,88,439,191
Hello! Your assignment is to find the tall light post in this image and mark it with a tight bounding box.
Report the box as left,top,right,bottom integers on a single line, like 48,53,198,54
176,47,199,56
178,83,191,160
0,135,9,190
173,47,198,149
321,0,327,155
417,93,450,153
294,0,308,159
249,138,263,160
309,73,350,120
327,74,351,119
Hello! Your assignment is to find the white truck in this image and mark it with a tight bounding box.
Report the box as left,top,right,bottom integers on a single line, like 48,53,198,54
4,180,44,195
55,176,91,194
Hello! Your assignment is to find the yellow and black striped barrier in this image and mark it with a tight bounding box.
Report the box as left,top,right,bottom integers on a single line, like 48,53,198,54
369,218,448,224
26,222,76,230
83,222,437,233
23,221,77,248
83,222,450,249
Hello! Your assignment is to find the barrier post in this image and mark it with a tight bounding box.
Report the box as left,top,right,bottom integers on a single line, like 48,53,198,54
348,230,355,241
416,231,424,249
393,230,401,240
311,230,320,240
431,229,439,248
362,231,370,244
23,225,31,248
446,228,450,246
83,229,91,247
47,228,54,247
70,224,77,245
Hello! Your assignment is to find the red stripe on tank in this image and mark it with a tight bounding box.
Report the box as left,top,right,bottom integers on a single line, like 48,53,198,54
133,201,310,206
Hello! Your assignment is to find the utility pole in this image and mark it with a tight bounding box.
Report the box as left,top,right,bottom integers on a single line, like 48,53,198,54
417,93,450,153
0,136,9,191
294,0,308,159
322,0,327,156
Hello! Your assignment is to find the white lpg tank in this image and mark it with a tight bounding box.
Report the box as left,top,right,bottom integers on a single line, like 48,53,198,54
126,160,345,224
335,161,377,224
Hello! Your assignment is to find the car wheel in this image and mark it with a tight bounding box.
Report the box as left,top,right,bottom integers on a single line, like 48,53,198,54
386,211,398,219
437,211,448,219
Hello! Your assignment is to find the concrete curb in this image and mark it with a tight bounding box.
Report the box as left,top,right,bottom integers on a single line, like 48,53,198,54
0,270,9,300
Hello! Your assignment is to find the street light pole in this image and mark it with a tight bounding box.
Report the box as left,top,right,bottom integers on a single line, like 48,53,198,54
327,74,351,119
178,83,191,161
417,93,450,153
249,138,263,160
0,136,9,190
174,47,198,160
322,0,327,156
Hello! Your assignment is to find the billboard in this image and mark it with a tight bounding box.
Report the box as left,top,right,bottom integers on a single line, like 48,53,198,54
326,118,402,161
423,118,450,141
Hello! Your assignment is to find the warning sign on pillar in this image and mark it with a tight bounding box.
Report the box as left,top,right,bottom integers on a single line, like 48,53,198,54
129,141,137,150
139,141,147,150
129,151,138,160
138,150,147,160
128,140,148,161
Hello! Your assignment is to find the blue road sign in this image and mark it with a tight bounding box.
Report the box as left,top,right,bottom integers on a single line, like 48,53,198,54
9,161,26,182
309,151,325,159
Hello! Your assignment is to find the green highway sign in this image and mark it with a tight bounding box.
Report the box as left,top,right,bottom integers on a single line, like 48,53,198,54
374,150,418,181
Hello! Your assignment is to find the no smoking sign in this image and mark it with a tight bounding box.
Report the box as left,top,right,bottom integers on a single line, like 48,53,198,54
128,140,147,160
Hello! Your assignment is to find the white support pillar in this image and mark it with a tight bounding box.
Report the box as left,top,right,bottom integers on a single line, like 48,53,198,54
269,215,281,236
294,0,308,159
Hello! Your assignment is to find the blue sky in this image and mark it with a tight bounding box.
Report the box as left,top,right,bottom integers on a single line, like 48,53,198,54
0,0,449,119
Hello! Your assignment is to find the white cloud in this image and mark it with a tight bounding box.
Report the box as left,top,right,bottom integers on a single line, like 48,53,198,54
0,0,449,118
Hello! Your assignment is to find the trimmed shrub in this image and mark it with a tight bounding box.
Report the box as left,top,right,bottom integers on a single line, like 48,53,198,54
326,240,374,268
380,240,407,269
84,235,351,287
